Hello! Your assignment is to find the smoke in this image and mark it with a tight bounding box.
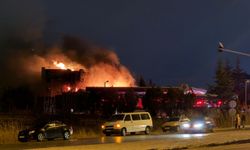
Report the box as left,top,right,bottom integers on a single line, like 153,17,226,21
0,0,45,87
6,36,135,88
61,36,120,67
0,1,135,88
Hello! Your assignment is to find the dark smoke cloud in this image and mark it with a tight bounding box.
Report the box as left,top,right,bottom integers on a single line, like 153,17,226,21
0,1,134,88
62,36,120,68
0,0,45,86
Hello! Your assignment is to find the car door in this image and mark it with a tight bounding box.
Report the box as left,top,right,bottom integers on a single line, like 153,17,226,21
53,123,63,138
44,123,56,138
124,114,133,132
131,114,141,132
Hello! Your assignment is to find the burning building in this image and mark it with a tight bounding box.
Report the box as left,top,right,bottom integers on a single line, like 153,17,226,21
41,67,84,94
41,67,84,113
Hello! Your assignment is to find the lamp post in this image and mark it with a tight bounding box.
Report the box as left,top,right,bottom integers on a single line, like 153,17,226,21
218,42,250,57
104,80,109,87
245,80,250,106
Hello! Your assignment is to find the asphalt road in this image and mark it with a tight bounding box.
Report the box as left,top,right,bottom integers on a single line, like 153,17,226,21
1,129,250,150
0,133,210,150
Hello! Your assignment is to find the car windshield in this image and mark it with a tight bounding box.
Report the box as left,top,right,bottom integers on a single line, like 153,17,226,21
30,121,62,129
190,116,206,121
109,114,125,121
167,117,180,121
30,121,47,129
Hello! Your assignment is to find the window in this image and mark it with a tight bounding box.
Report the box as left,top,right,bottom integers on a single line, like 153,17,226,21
141,114,150,120
124,115,131,121
132,114,140,120
45,123,55,128
109,114,125,121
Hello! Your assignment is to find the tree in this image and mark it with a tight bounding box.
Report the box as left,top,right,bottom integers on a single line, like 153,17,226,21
137,75,147,87
232,57,246,100
0,85,35,112
209,60,234,99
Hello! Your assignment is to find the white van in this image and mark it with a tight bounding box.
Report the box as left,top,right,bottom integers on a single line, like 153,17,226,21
101,112,153,136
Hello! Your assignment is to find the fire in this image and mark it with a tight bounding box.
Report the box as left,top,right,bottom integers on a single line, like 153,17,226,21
51,56,135,88
81,63,135,87
53,61,67,70
20,46,136,89
52,61,135,88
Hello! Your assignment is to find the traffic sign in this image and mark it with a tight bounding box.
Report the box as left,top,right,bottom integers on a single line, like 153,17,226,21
229,100,237,108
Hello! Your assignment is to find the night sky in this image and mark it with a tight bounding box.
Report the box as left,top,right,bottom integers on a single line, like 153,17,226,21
2,0,250,88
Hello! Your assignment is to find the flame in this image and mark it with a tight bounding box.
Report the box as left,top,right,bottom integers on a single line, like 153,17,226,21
51,58,135,88
81,63,135,87
20,47,136,89
53,61,67,70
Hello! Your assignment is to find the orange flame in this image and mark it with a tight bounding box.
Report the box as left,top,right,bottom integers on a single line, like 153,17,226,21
50,53,135,88
53,61,67,70
81,63,135,87
51,60,135,88
23,47,136,89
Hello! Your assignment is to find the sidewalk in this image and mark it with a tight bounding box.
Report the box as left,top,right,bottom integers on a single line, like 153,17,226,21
214,125,250,132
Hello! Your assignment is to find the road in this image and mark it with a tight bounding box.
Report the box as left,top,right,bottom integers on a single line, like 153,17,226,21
2,129,250,150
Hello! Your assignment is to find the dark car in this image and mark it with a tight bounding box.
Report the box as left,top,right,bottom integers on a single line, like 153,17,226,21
18,121,73,142
180,116,215,133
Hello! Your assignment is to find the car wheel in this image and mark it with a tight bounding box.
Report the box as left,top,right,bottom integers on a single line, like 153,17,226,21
207,128,213,133
145,126,150,135
37,133,44,142
63,131,70,140
121,128,126,136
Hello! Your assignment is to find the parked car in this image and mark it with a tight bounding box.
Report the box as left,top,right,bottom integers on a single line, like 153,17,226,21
101,112,153,136
161,116,190,132
180,116,215,133
18,121,73,142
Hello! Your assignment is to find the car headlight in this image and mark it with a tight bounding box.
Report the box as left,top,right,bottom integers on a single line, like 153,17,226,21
69,126,73,135
182,123,190,128
115,123,121,128
193,123,204,129
28,130,35,134
206,121,211,124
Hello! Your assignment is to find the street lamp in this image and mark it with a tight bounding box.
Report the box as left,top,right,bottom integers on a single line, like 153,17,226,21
218,42,250,57
245,80,250,106
104,80,109,87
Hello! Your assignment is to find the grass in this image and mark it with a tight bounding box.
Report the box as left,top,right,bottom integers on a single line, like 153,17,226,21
71,127,100,139
0,121,23,144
